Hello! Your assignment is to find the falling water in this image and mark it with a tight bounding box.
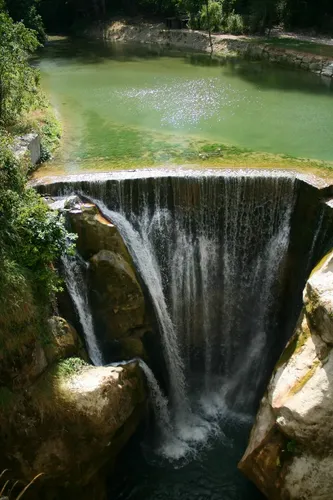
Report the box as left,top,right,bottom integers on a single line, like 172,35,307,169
138,359,172,436
52,172,315,458
75,174,296,452
62,254,103,366
88,199,190,419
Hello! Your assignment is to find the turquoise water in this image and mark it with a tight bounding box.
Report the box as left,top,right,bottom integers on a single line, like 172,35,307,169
37,39,333,174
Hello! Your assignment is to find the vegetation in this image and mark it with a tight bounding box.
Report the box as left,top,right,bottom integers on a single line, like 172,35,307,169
3,0,333,35
0,13,40,126
0,13,75,359
3,0,327,35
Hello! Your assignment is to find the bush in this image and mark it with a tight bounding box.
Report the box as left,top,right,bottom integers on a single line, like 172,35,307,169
224,11,244,34
0,135,76,298
0,13,41,127
200,0,223,32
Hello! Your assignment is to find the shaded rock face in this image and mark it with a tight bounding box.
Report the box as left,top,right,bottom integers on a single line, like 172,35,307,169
67,202,131,262
64,200,152,359
0,358,145,499
89,250,146,340
0,313,146,499
239,250,333,500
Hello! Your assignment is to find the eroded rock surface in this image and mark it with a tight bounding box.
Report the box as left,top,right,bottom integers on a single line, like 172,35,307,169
0,355,145,498
89,249,146,340
239,251,333,500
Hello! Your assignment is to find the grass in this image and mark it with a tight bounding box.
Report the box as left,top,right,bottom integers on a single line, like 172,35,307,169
254,37,333,58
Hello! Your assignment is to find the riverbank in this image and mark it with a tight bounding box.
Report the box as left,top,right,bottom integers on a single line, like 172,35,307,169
87,20,333,79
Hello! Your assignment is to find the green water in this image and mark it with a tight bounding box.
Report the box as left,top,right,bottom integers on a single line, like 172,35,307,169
37,39,333,173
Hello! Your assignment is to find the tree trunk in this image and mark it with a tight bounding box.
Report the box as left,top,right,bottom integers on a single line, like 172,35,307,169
206,0,213,55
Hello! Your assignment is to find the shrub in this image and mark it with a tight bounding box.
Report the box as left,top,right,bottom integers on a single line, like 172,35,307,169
0,135,76,298
224,11,244,34
200,0,223,32
0,13,41,127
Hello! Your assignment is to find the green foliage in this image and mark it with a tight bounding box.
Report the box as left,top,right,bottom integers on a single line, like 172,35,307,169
5,0,46,42
200,1,222,31
56,357,88,378
248,0,277,33
0,135,76,300
224,10,244,33
0,13,40,127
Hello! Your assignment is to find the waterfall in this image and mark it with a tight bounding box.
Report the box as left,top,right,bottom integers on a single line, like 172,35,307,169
49,171,321,459
88,200,190,419
138,360,172,436
85,175,296,416
37,170,333,461
62,254,103,366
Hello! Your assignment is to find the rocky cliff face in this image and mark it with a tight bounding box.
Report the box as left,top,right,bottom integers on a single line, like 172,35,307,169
0,197,149,498
239,250,333,500
0,314,146,499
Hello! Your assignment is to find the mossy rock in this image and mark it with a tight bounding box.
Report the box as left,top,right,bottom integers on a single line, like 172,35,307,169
0,360,146,497
44,316,87,364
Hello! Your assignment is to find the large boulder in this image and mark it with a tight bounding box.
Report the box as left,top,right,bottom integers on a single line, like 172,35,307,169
67,202,131,262
239,250,333,500
0,359,146,498
89,250,146,340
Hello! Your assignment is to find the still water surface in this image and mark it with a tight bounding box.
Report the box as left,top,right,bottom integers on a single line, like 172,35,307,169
37,39,333,174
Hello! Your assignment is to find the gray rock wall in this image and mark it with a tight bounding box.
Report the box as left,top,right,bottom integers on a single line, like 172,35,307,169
13,133,41,165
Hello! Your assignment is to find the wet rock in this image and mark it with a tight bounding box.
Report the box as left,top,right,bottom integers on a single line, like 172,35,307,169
322,63,333,77
304,252,333,344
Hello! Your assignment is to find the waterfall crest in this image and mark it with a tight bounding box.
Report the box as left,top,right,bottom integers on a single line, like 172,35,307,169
62,254,103,366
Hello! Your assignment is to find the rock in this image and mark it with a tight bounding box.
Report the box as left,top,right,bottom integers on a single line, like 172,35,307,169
89,250,146,340
309,61,322,72
0,359,146,496
322,63,333,77
13,133,41,165
304,252,333,344
239,397,285,500
118,337,148,361
239,250,333,499
67,202,131,261
44,316,87,364
283,454,333,499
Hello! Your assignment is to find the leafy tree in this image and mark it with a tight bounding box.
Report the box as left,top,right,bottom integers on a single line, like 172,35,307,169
200,0,222,32
5,0,46,42
0,13,40,126
248,0,278,34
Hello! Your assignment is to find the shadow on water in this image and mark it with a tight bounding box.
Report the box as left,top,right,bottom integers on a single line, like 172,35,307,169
38,38,333,96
